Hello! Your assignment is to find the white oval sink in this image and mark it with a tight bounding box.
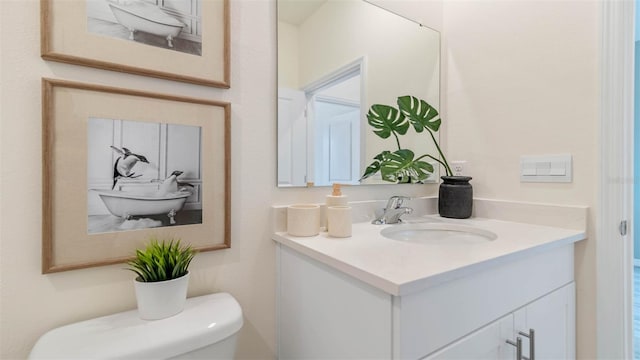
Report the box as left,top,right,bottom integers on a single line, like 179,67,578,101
380,223,497,245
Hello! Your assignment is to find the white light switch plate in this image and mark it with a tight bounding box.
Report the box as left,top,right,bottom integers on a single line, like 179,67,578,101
520,154,572,183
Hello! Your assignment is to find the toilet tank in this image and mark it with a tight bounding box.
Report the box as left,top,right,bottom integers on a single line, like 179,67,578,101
29,293,243,359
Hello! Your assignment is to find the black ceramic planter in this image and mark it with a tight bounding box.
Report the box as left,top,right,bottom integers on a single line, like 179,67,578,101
438,176,473,219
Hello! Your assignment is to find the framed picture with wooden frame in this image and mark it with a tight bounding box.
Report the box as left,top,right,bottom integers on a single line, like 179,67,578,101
42,78,231,273
41,0,230,88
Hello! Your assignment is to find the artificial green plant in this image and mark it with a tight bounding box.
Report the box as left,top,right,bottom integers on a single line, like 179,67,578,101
127,237,196,282
360,95,453,183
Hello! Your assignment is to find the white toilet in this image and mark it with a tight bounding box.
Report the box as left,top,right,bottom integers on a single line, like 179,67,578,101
29,292,243,359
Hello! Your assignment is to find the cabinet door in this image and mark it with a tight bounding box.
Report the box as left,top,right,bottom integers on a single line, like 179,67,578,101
514,282,575,360
423,314,515,360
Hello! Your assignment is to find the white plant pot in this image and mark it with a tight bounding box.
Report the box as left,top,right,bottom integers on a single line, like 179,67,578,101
134,272,190,320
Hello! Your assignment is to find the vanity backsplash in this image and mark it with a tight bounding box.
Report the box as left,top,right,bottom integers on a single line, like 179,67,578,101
273,197,587,233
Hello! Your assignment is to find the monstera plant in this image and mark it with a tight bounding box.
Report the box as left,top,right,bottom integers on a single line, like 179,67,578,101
361,95,453,183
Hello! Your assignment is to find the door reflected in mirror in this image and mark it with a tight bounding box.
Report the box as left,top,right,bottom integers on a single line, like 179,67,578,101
277,0,440,187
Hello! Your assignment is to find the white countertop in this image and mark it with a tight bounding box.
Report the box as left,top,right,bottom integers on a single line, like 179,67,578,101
272,215,586,296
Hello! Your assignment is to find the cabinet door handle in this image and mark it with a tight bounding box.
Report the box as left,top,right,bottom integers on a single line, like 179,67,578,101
518,329,535,360
506,337,523,360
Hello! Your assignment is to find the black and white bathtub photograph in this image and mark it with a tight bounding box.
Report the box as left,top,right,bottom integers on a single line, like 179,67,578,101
43,79,230,272
86,0,203,56
87,117,203,234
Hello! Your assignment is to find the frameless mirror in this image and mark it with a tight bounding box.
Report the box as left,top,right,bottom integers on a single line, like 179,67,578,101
277,0,440,187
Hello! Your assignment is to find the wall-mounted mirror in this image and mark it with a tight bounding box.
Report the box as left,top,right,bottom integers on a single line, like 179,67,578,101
277,0,440,187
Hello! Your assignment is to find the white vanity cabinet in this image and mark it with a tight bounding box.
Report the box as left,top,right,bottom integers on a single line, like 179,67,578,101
425,283,574,359
276,243,576,360
514,283,575,359
277,245,392,359
423,313,515,359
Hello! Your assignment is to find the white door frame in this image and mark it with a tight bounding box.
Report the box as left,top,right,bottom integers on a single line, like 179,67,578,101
597,0,635,358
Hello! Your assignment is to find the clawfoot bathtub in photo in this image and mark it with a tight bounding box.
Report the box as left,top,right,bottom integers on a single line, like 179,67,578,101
108,1,185,48
95,190,191,225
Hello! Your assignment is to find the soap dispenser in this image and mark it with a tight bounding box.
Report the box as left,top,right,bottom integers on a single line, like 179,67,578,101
325,184,351,237
326,183,348,207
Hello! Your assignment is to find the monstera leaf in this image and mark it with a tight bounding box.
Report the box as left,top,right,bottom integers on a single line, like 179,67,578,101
367,104,409,140
361,149,434,183
380,149,434,183
360,151,390,181
397,95,441,133
361,95,452,182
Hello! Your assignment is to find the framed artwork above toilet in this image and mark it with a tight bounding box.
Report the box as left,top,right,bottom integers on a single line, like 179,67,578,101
41,78,231,273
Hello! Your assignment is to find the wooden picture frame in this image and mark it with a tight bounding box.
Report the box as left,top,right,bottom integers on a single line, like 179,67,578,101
42,78,231,273
41,0,230,88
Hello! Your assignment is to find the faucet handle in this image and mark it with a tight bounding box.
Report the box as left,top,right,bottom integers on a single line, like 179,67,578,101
386,196,411,209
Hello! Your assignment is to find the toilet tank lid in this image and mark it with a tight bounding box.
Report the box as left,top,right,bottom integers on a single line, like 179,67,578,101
29,292,243,359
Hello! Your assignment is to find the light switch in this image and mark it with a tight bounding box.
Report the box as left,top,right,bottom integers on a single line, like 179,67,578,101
522,162,536,176
521,154,572,183
549,165,566,176
536,162,551,176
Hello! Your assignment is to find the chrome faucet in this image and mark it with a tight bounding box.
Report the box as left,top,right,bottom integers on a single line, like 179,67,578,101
372,196,413,225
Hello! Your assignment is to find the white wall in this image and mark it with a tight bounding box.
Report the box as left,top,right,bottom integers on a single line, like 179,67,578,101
297,1,440,106
442,1,599,358
277,21,299,89
0,0,439,358
367,0,443,32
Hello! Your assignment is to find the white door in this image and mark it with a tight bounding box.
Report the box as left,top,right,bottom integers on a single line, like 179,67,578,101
313,96,360,186
278,88,307,186
513,283,576,360
599,1,635,358
424,315,515,360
